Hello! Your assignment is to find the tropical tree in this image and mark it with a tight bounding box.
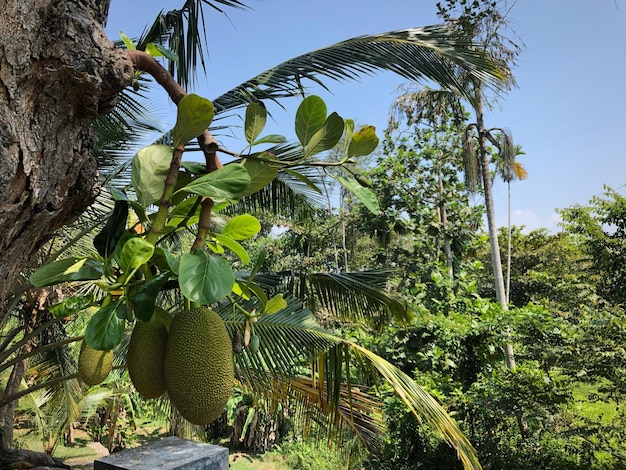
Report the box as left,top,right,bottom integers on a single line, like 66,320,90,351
496,144,527,303
0,2,512,468
0,0,504,305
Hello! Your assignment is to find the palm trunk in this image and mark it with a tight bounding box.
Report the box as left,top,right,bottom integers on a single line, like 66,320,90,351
474,84,516,371
506,180,512,304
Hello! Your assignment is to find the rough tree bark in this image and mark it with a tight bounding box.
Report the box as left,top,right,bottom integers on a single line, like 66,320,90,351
0,0,132,303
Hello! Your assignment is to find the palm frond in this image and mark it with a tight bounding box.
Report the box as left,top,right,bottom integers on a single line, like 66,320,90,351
212,25,503,114
217,299,480,468
351,342,482,470
389,86,465,131
264,270,412,327
138,1,251,89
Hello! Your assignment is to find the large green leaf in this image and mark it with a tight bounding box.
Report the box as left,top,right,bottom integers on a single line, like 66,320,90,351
131,145,172,208
240,158,279,198
93,200,129,259
244,101,267,144
172,94,215,147
179,163,250,199
337,176,380,214
179,251,235,304
348,125,379,157
29,258,104,287
84,302,127,351
295,96,327,147
212,233,250,264
222,214,261,240
120,238,154,273
305,112,344,158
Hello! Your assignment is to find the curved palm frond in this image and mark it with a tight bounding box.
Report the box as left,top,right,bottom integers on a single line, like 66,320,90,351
216,298,480,469
251,270,411,328
212,25,503,114
138,0,251,89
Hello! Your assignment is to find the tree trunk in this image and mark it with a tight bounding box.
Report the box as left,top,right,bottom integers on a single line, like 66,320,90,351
474,84,516,371
0,0,132,303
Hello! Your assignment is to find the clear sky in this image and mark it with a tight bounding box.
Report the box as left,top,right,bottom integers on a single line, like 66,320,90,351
106,0,626,232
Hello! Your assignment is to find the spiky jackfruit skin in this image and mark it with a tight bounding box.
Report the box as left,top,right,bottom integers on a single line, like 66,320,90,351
78,342,113,386
127,319,168,399
164,308,234,425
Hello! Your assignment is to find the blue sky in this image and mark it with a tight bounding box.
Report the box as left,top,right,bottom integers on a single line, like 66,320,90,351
106,0,626,232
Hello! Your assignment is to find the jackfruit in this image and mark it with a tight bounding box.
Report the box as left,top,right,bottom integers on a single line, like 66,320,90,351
164,308,234,425
78,342,113,386
127,318,168,399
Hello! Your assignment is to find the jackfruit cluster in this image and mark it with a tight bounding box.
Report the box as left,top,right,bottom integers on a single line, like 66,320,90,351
78,342,113,386
126,318,168,399
164,308,234,425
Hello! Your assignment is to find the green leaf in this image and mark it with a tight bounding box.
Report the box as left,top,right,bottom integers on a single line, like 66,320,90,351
251,134,287,146
181,161,207,175
212,233,250,264
295,95,327,147
131,273,170,322
49,296,92,318
179,163,250,199
337,176,380,214
222,214,261,240
179,251,235,304
120,238,154,273
305,111,344,158
120,31,136,50
264,294,287,314
84,302,127,351
348,125,379,157
30,258,104,287
172,94,215,147
145,43,178,62
241,158,279,197
131,144,172,208
244,101,267,145
343,118,355,154
153,247,180,275
284,169,322,193
93,200,129,259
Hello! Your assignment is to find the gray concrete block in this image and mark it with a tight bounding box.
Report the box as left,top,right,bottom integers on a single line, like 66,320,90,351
93,436,228,470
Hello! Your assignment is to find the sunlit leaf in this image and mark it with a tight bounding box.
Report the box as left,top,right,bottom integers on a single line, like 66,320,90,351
241,157,279,198
179,163,250,199
222,214,261,240
348,125,379,157
120,238,154,273
212,233,250,264
172,94,215,147
295,95,327,147
337,176,380,214
29,258,104,287
131,144,172,208
244,101,267,144
305,112,344,158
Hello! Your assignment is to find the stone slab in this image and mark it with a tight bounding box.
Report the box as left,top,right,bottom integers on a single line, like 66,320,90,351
93,436,228,470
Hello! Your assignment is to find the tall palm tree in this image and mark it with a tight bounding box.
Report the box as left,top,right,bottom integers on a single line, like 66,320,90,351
495,143,527,303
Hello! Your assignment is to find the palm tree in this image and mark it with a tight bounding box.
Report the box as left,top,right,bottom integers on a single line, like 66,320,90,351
495,143,527,303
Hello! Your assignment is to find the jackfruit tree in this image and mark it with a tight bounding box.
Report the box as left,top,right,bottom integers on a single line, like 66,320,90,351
0,1,509,468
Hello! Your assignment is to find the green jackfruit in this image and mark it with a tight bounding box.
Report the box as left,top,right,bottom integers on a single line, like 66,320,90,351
127,318,168,399
78,342,113,386
164,308,234,425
